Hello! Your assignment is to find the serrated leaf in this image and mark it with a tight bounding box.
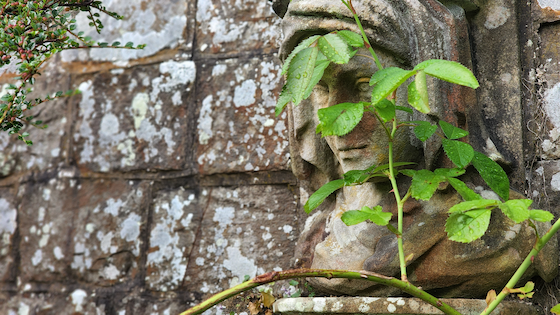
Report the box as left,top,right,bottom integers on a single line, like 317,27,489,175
318,33,352,64
434,168,465,178
304,179,344,214
422,59,479,89
336,30,364,47
439,120,469,139
302,55,330,100
410,169,446,201
529,209,554,222
341,206,392,226
370,67,415,106
442,138,474,169
498,199,531,223
448,199,498,213
286,46,319,106
446,209,491,243
281,35,321,75
411,121,437,142
447,177,482,201
408,71,430,113
374,99,395,122
316,102,364,136
472,151,509,201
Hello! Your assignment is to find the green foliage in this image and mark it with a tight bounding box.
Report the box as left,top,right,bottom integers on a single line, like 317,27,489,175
341,205,392,226
316,102,364,136
0,0,144,143
303,179,343,214
471,151,510,201
446,209,491,243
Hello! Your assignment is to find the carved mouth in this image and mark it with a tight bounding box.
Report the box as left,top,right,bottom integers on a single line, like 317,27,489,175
338,144,368,152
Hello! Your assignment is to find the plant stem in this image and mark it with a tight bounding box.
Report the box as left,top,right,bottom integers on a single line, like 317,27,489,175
480,217,560,315
387,119,408,282
179,269,462,315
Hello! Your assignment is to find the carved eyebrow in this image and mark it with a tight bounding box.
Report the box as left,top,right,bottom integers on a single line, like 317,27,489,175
356,77,370,84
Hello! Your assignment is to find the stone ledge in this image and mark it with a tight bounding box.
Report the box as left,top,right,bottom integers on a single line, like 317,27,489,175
273,297,540,315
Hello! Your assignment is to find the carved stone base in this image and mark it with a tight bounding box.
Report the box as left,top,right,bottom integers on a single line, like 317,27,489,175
273,297,540,315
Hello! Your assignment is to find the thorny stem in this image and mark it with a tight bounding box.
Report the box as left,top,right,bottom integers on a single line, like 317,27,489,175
480,217,560,315
179,269,462,315
342,0,383,70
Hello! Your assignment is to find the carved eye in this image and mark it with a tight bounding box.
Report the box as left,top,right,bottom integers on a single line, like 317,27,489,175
356,77,371,95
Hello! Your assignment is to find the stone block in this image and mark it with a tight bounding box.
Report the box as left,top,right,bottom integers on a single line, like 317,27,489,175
0,290,103,315
69,179,150,286
18,177,149,286
146,188,206,292
0,61,71,177
196,0,281,56
72,61,196,173
184,185,299,294
196,57,289,174
529,160,560,217
535,24,560,159
61,0,195,65
0,186,17,282
18,177,77,283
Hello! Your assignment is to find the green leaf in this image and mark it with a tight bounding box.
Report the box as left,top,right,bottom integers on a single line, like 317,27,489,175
302,54,330,100
318,33,352,64
434,168,465,178
111,41,121,46
408,71,430,113
422,59,479,89
275,86,292,116
370,67,415,105
442,138,474,169
281,35,321,75
439,120,469,139
343,164,377,186
529,209,554,222
448,199,498,213
472,151,509,201
341,206,392,226
447,177,482,201
550,304,560,315
98,42,108,47
446,209,491,243
411,121,437,142
498,199,531,223
125,41,134,48
316,102,364,136
395,106,413,114
410,169,446,201
286,46,319,106
374,99,395,122
336,30,364,47
304,179,344,214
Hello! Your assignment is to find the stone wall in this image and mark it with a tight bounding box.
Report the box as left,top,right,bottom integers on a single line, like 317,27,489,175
0,0,302,314
1,0,560,314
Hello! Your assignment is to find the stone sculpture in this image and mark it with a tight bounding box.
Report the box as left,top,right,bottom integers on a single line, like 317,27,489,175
272,0,558,297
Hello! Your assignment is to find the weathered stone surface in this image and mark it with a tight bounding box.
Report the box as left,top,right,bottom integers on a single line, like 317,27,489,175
69,179,149,286
61,0,194,65
0,289,104,314
196,0,281,56
146,188,205,292
18,177,149,286
529,160,560,216
534,24,560,159
274,297,540,315
196,56,289,174
72,61,196,173
0,186,17,282
18,177,77,283
184,185,299,294
0,62,71,177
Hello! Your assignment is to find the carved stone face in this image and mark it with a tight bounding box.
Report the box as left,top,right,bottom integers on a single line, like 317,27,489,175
304,48,420,174
282,0,474,179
